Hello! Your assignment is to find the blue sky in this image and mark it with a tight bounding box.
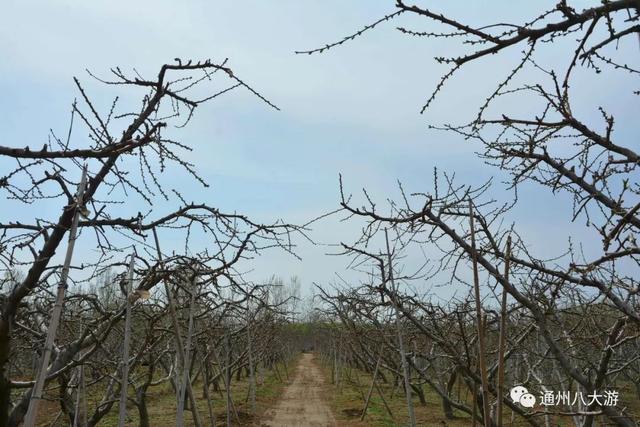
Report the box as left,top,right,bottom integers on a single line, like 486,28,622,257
1,1,637,298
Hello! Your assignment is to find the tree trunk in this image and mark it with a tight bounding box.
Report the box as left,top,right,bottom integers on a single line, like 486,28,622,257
442,369,457,420
0,320,11,427
136,388,150,427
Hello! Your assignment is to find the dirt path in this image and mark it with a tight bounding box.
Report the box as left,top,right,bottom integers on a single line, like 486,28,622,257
262,353,337,427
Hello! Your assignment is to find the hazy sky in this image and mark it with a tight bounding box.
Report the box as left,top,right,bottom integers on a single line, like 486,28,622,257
1,1,637,297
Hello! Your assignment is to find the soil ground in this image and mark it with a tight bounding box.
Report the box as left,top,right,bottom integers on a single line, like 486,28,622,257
262,353,337,427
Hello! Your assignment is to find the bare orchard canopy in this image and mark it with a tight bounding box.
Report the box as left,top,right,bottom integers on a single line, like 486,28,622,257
0,1,638,426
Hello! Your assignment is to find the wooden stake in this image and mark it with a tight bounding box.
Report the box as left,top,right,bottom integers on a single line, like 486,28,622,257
468,200,492,427
225,332,232,427
152,228,202,427
211,345,239,423
117,251,136,427
361,352,382,420
247,322,256,413
72,359,87,427
24,165,89,427
374,381,396,422
385,228,416,427
496,236,511,427
202,348,216,427
177,272,197,425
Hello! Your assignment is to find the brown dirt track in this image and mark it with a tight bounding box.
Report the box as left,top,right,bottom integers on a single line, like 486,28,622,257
262,353,337,427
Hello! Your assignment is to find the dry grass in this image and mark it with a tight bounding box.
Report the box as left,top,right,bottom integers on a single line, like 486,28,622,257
320,362,640,427
33,358,295,426
25,353,640,426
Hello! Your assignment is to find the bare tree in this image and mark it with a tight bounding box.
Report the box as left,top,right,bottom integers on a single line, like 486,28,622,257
0,58,301,426
302,1,639,426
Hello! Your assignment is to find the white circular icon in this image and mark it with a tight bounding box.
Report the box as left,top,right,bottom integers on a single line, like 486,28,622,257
510,385,528,403
509,386,536,408
519,393,536,408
